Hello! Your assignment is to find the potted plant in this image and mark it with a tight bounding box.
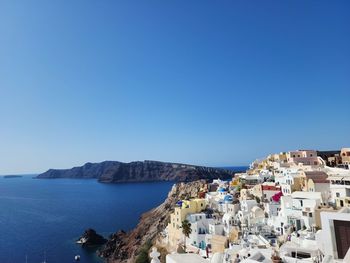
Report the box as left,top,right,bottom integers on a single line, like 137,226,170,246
271,249,282,263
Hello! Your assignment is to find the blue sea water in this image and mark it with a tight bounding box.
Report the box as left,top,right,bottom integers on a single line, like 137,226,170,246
0,176,173,263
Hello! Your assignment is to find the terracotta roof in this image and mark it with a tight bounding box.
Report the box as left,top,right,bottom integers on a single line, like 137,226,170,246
262,185,280,191
304,171,328,183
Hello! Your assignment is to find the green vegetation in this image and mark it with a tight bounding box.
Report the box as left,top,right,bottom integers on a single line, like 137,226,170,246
135,240,153,263
181,219,192,251
255,196,261,203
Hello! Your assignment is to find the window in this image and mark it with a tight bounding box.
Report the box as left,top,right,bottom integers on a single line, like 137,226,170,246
336,193,340,198
300,200,303,207
309,213,312,217
291,252,311,259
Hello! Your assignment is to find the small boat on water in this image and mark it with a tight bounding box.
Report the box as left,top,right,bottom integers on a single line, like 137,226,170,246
75,255,81,261
41,251,47,263
76,237,88,244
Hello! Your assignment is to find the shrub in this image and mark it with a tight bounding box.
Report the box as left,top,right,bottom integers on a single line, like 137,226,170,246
135,240,153,263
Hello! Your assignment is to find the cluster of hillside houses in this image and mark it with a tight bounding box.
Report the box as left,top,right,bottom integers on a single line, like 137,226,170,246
151,148,350,263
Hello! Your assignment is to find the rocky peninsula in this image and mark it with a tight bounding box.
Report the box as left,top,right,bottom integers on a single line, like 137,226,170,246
36,160,237,183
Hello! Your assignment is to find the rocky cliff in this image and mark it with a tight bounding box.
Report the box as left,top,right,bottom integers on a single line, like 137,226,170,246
98,180,207,263
36,160,236,183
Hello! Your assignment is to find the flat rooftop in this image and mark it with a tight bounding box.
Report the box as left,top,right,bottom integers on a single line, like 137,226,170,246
166,253,208,263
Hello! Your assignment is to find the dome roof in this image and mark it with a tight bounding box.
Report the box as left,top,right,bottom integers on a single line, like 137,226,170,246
224,195,233,203
218,188,226,193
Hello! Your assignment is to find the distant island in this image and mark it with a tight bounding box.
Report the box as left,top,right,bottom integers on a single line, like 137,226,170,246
36,160,243,183
3,175,23,179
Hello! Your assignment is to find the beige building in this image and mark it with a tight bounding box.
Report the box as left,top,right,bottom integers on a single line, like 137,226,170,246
327,169,350,208
314,206,337,229
250,184,263,200
300,171,330,193
209,235,228,253
167,199,207,246
341,148,350,165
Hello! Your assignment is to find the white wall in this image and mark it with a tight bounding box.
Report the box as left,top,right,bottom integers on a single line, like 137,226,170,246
319,209,350,259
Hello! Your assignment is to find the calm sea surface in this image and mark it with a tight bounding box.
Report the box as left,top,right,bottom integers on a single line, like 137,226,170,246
0,176,173,263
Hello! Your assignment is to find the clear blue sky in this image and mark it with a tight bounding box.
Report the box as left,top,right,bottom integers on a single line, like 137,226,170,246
0,1,349,174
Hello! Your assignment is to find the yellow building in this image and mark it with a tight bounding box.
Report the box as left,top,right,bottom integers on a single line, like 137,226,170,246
167,199,207,246
230,177,240,187
278,152,288,163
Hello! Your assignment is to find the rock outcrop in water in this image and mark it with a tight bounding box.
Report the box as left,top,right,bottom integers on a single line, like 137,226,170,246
98,180,207,263
36,160,236,183
77,229,107,247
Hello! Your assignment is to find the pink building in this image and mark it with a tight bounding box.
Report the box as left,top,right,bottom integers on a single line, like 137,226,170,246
262,183,281,202
287,150,320,166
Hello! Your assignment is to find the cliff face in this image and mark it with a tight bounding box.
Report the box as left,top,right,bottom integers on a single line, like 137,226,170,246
36,161,118,179
98,180,207,263
36,160,235,183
